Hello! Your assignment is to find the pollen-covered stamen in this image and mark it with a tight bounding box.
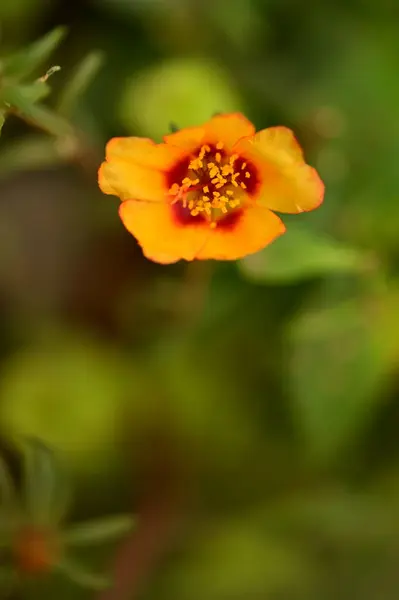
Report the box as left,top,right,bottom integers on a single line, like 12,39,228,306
168,142,257,221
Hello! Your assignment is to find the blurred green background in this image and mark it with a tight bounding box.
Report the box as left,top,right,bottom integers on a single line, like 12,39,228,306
1,0,399,598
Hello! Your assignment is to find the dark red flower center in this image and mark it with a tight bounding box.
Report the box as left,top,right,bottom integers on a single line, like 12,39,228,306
166,142,259,228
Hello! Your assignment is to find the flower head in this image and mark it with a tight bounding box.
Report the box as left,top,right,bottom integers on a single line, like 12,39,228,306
98,113,324,264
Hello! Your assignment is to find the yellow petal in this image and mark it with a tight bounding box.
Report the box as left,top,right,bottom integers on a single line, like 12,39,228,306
106,137,184,170
163,127,205,151
98,160,167,202
119,200,208,263
197,206,285,260
234,127,324,213
203,112,256,149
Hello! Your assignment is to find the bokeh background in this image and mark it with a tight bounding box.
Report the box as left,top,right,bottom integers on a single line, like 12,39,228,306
1,0,399,598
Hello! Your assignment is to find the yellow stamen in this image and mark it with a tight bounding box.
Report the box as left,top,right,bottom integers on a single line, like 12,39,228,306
222,165,233,176
172,145,250,219
209,167,219,178
189,158,202,170
169,183,180,195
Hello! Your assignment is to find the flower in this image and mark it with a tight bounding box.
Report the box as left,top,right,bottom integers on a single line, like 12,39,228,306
98,113,324,264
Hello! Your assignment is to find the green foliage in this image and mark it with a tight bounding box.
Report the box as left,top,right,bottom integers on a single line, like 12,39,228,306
120,57,243,140
1,27,66,80
239,223,371,284
0,3,399,600
0,27,102,143
0,440,134,594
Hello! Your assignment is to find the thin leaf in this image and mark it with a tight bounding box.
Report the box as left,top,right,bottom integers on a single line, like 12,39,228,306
1,86,72,137
39,65,61,82
9,82,51,105
57,51,104,115
0,112,5,135
58,558,111,590
22,438,70,527
2,27,67,80
63,515,135,547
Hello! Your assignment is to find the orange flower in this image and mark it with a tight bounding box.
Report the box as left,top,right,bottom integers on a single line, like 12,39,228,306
98,113,324,264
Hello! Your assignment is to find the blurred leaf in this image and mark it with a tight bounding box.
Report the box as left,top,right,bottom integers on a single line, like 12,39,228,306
0,330,131,473
1,86,72,136
288,290,395,464
63,515,134,547
120,57,243,140
6,81,51,104
0,135,63,178
39,65,61,81
206,0,263,54
22,438,70,526
0,113,5,135
58,558,110,590
0,566,16,597
57,51,104,116
0,454,15,509
168,518,313,600
1,27,67,80
239,224,372,284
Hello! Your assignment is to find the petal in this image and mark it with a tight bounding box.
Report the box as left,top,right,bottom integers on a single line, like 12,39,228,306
197,206,286,260
106,137,184,170
254,127,305,161
98,160,167,202
235,127,324,213
163,127,206,151
203,112,256,149
119,200,208,263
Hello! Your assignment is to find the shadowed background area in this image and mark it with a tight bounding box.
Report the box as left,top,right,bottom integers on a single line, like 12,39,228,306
0,0,399,598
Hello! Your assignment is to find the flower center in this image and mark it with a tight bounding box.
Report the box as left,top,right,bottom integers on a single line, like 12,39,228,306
168,143,256,226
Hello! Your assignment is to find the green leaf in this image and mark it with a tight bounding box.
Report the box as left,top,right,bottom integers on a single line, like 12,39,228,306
8,81,51,105
288,290,394,464
239,224,371,284
1,27,67,81
22,437,70,527
57,51,104,115
0,113,5,136
58,558,111,590
1,86,72,136
63,514,135,547
120,57,243,140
